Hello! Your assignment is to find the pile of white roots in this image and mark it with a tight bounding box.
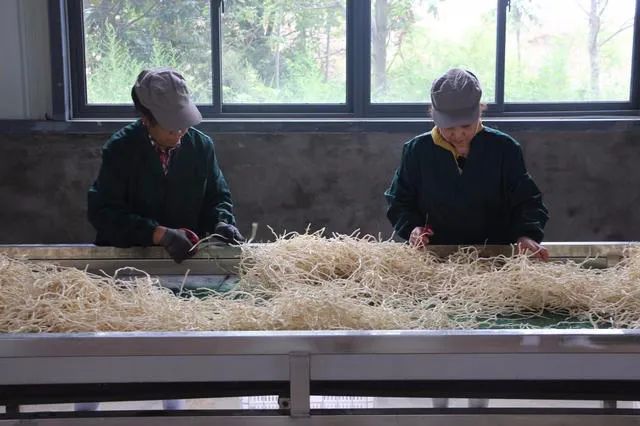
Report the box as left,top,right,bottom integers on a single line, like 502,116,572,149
2,231,640,332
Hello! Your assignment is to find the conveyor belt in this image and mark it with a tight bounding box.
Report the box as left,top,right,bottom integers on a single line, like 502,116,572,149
0,244,240,292
1,241,635,274
0,241,632,291
2,330,640,424
1,243,640,424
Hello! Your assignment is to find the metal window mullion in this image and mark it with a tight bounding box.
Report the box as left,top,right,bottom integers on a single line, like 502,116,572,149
494,0,507,112
630,0,640,109
349,0,370,117
211,0,222,115
66,0,89,119
48,0,71,121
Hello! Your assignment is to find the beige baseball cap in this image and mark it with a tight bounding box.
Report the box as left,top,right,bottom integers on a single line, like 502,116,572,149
134,67,202,131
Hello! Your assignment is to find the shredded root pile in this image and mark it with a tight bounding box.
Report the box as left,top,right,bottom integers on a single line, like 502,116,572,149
2,231,640,332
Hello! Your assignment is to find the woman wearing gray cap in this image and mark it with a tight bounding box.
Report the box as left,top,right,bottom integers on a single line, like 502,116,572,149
385,68,549,260
88,67,244,263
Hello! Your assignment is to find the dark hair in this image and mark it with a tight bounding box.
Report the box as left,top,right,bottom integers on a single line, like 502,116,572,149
131,87,158,126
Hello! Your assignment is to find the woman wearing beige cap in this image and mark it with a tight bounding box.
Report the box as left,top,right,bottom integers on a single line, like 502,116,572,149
88,68,244,264
385,68,549,260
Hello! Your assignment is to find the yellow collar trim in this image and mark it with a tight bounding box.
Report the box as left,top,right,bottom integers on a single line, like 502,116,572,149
432,128,458,160
431,122,484,160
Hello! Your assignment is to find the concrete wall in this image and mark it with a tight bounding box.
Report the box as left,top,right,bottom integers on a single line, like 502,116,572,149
1,122,639,243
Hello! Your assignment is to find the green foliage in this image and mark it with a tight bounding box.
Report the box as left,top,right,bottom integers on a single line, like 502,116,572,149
506,36,578,102
221,0,346,103
82,0,634,106
374,5,497,103
85,24,203,103
86,25,141,103
504,0,633,102
84,0,212,103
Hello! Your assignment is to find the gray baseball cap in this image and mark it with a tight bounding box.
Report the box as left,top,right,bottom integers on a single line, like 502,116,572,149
134,67,202,131
430,68,482,128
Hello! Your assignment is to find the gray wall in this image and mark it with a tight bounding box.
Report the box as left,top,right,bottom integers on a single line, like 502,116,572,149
0,0,51,120
1,122,639,243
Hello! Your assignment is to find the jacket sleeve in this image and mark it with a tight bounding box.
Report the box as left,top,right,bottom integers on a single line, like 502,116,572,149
504,141,549,243
202,142,236,233
385,142,424,240
87,144,158,247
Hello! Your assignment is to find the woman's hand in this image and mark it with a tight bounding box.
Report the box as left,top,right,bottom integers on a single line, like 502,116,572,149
409,226,434,249
517,236,549,261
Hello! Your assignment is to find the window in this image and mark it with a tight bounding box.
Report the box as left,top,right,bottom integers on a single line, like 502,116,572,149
222,0,347,104
371,0,497,103
82,0,212,104
505,0,636,103
62,0,640,119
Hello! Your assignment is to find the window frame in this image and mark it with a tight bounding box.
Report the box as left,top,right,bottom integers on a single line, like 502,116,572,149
55,0,640,120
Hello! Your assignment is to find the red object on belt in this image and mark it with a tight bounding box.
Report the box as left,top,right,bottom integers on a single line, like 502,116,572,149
180,228,199,245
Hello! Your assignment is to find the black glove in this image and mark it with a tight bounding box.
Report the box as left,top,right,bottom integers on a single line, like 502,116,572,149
160,228,195,263
214,222,245,244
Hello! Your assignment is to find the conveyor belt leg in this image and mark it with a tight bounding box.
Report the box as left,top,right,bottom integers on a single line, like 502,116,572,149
289,352,310,417
5,404,19,415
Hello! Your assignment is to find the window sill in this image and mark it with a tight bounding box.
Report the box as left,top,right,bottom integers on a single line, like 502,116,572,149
1,116,640,134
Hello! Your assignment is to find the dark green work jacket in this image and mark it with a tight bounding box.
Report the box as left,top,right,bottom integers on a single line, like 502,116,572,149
88,121,236,247
385,126,548,244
